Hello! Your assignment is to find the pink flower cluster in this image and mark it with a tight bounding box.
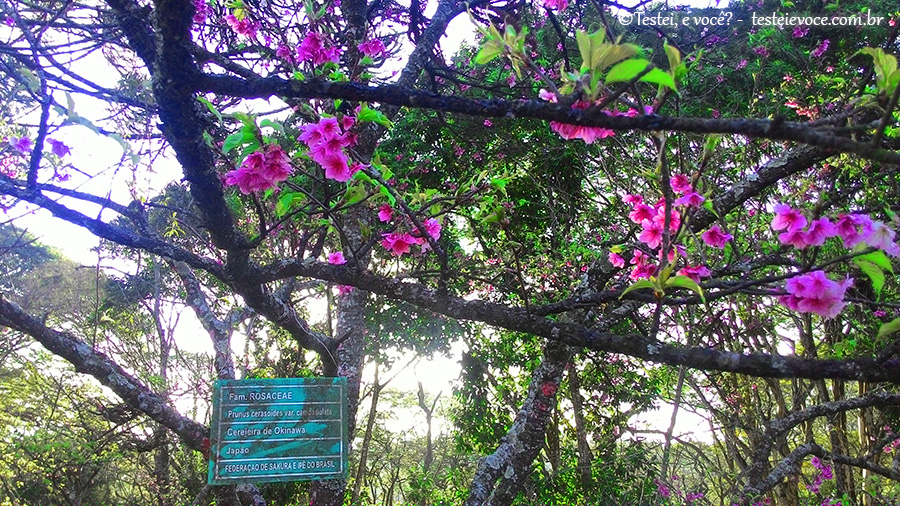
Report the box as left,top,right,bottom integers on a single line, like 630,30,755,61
615,185,716,282
670,173,706,209
225,13,258,38
541,0,568,12
297,32,341,66
299,116,360,182
771,204,899,256
380,211,442,256
539,91,615,144
358,39,386,58
806,456,833,493
192,0,209,24
224,144,293,194
779,270,852,319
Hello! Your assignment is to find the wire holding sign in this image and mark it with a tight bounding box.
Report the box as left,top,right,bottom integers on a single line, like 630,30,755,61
208,377,349,484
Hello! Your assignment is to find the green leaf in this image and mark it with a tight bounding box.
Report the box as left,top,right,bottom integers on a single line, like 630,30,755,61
19,67,40,92
619,279,658,299
605,58,650,83
592,42,640,73
640,68,678,92
854,259,885,297
231,112,255,129
197,96,222,122
855,48,900,95
490,176,509,195
65,92,75,115
877,318,900,340
378,184,396,206
664,42,681,73
259,119,284,134
665,275,706,303
223,131,248,154
576,30,592,73
856,250,894,274
606,59,677,91
343,183,367,205
357,107,393,128
475,38,504,64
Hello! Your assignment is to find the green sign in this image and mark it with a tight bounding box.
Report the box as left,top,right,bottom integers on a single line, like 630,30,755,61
208,377,348,484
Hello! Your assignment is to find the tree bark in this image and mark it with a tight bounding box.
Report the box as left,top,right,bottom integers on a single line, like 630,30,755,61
351,364,383,505
566,361,593,488
464,341,571,506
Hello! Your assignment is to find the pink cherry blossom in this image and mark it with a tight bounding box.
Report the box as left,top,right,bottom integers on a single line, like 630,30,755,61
300,116,359,182
629,250,656,280
47,138,70,157
381,232,415,256
358,39,386,58
701,225,732,248
678,264,711,282
549,102,614,143
771,204,807,231
865,221,900,257
257,144,293,183
538,89,557,102
423,217,441,240
834,214,870,247
657,244,685,263
223,144,295,194
225,14,258,38
629,203,655,224
9,136,32,154
652,206,681,232
609,252,625,267
337,285,354,295
224,167,273,194
674,191,705,208
276,44,293,61
639,219,664,249
630,263,656,280
670,174,691,194
192,0,209,23
542,0,568,12
320,153,353,182
297,32,341,65
801,217,837,247
623,194,643,205
378,204,393,222
779,228,808,249
811,39,829,58
780,270,852,319
328,252,346,265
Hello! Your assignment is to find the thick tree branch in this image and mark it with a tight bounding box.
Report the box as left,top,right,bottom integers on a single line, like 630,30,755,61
263,260,900,383
743,391,900,495
195,75,900,165
742,443,900,498
0,175,226,275
0,295,208,450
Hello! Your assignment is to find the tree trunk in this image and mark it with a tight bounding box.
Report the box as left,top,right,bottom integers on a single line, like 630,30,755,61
351,364,382,505
464,341,571,506
309,280,368,506
566,361,592,488
859,381,873,506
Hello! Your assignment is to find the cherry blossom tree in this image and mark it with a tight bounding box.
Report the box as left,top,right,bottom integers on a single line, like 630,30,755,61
0,0,899,504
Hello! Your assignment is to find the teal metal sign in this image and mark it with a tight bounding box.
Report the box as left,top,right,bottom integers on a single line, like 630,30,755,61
208,377,348,484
